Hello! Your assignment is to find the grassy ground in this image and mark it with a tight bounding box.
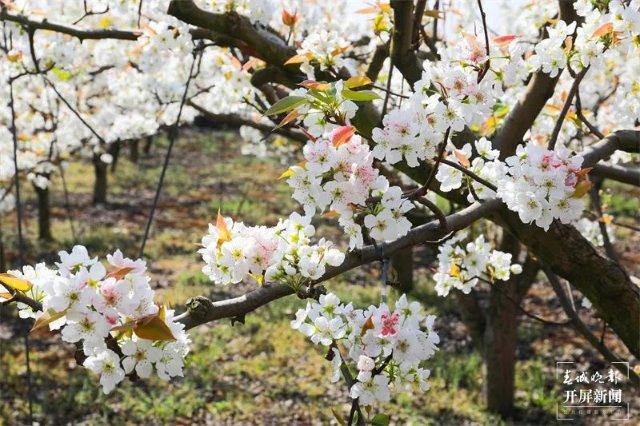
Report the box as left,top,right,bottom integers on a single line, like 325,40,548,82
0,130,638,425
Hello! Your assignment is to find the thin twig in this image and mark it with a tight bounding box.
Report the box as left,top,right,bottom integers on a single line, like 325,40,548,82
439,158,498,191
548,66,590,150
139,44,201,258
409,127,451,199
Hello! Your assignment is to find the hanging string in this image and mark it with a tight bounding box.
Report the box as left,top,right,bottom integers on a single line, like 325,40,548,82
8,68,34,425
58,164,78,243
372,241,389,304
139,42,203,258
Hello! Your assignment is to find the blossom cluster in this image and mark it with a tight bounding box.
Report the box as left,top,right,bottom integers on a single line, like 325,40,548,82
199,212,344,287
371,39,501,169
497,144,587,230
433,232,523,297
4,246,189,394
291,293,439,406
286,128,413,249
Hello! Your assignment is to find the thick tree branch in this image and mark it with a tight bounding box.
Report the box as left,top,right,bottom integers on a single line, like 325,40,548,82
591,164,640,186
492,207,640,357
494,1,579,158
167,0,296,66
390,0,423,85
544,269,640,386
0,9,141,40
581,130,640,167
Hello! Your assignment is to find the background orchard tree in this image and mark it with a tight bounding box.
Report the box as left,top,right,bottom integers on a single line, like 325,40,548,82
1,0,639,424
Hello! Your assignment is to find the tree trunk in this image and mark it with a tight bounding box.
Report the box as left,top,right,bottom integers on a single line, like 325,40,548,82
129,139,139,163
391,246,413,293
143,135,153,155
93,155,108,205
109,143,121,173
483,255,538,417
34,183,53,241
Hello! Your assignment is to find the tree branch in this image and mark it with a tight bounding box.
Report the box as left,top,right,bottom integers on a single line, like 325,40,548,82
544,269,640,386
0,9,141,40
176,200,500,330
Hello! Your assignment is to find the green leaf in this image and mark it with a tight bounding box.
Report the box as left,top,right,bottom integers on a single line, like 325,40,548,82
345,75,372,89
371,413,390,426
330,408,347,426
264,96,307,116
51,67,73,81
341,89,380,102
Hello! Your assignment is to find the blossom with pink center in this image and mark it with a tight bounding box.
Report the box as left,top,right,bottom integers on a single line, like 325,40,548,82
380,312,400,337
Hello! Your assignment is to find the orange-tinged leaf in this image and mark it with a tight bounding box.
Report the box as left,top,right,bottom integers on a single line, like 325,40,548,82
360,316,374,336
564,36,573,53
31,309,67,334
493,34,518,46
331,46,349,57
277,109,300,129
281,9,299,26
7,49,22,62
572,179,593,198
593,22,613,38
575,167,593,179
356,5,379,14
133,306,175,341
600,214,614,225
0,273,32,292
284,52,313,65
331,125,356,147
242,58,261,72
0,291,12,300
323,210,340,219
216,211,232,245
454,149,470,167
300,80,331,91
106,266,135,280
345,75,372,89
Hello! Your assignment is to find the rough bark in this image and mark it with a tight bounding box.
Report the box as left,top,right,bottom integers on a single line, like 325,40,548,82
143,135,153,155
129,139,139,163
109,142,121,173
34,183,53,241
391,246,414,293
493,207,640,357
92,155,108,205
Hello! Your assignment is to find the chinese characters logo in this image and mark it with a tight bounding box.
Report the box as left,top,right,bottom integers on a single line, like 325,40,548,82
556,361,630,421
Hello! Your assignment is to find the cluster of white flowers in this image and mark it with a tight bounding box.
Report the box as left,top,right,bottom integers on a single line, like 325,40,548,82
4,246,189,394
199,212,344,287
434,137,503,201
296,30,356,79
433,232,523,297
575,217,616,247
527,21,577,78
286,127,413,249
497,144,587,230
371,38,501,169
291,293,439,406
